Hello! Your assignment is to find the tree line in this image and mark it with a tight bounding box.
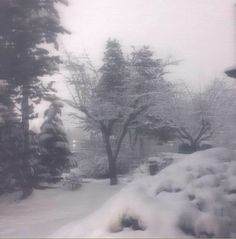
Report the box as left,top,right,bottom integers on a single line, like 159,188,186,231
1,0,235,195
64,40,236,185
0,0,70,198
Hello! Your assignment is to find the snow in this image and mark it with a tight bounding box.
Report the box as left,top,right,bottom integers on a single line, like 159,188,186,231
51,148,236,238
0,179,121,238
127,152,186,182
1,148,236,238
78,155,109,178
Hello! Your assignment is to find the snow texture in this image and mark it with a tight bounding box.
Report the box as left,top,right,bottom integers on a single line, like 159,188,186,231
78,155,109,178
0,180,121,238
51,148,236,238
61,168,83,190
77,154,130,179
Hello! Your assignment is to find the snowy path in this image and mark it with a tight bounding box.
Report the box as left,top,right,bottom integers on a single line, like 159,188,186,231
0,179,121,238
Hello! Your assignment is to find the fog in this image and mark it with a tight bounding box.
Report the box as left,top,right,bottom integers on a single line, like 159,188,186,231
32,0,236,130
58,0,236,89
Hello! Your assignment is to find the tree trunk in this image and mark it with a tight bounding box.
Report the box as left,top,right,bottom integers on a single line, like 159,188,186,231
139,136,145,160
190,140,200,152
20,83,33,198
102,129,118,185
108,154,118,185
22,84,30,155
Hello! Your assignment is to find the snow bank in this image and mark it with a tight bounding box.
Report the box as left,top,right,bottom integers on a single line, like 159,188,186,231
51,148,236,238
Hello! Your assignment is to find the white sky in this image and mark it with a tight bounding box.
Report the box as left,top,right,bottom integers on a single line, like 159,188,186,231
57,0,236,90
32,0,236,131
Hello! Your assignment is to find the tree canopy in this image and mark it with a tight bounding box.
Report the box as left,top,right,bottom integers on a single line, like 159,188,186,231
0,0,69,197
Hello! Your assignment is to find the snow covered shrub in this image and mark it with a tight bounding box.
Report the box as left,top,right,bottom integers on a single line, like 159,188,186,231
127,154,177,182
121,214,146,231
76,150,131,179
62,168,82,191
129,153,175,180
74,137,109,178
199,143,212,151
109,213,146,233
51,148,236,238
178,143,199,154
148,155,174,175
39,100,70,177
76,154,109,179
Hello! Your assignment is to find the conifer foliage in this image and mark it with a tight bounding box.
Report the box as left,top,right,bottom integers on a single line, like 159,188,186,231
0,0,68,196
39,100,70,177
97,39,126,97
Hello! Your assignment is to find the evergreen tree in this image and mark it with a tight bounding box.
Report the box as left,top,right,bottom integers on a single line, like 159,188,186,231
0,0,69,196
129,46,166,97
97,39,126,98
0,80,22,193
93,39,127,185
127,46,173,153
39,100,70,177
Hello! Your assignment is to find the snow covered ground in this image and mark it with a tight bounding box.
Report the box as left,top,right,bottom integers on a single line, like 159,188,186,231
51,148,236,238
0,179,121,238
1,148,236,238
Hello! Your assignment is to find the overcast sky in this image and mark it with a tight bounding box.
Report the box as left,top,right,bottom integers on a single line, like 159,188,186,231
57,0,236,90
32,0,236,130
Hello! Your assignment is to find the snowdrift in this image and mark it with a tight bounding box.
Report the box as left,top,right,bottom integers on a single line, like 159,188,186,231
51,148,236,238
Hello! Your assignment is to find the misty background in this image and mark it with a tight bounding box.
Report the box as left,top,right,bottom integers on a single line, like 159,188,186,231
2,1,236,237
32,0,236,134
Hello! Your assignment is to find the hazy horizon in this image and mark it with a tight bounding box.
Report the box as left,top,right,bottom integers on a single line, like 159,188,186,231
32,0,236,131
58,0,236,90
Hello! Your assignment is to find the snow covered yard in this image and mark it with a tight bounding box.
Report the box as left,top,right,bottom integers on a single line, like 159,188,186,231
51,148,236,238
1,148,236,238
0,179,121,238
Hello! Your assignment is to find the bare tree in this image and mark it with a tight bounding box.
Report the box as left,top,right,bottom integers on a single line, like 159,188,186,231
62,43,172,185
151,79,236,151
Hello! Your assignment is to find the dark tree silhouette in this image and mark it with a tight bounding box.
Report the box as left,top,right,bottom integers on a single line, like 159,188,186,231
0,0,69,197
39,100,70,177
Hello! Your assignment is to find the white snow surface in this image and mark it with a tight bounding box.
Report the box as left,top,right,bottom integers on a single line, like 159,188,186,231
0,179,121,238
51,148,236,238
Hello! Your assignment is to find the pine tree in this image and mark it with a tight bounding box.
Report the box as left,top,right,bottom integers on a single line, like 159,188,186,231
98,39,126,96
0,0,69,196
129,46,165,96
0,80,22,193
39,100,70,177
93,39,127,185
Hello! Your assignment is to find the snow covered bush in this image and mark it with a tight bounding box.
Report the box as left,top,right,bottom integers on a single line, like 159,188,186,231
148,155,174,175
76,154,109,179
129,153,183,181
39,100,70,177
62,168,82,191
76,149,131,179
51,148,236,238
